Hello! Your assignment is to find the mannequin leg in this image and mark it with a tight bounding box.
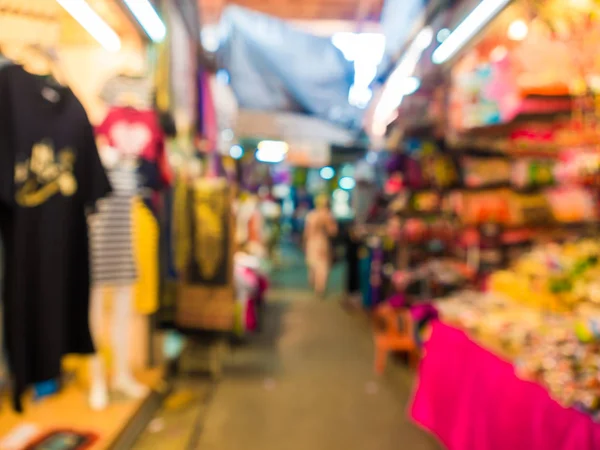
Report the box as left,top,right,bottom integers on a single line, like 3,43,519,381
314,262,330,297
307,264,315,290
111,284,148,398
89,286,109,410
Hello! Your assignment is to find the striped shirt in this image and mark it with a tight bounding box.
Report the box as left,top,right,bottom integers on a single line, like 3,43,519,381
89,166,138,285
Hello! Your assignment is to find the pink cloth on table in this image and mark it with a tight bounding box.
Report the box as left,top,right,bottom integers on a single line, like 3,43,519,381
410,321,600,450
409,304,437,324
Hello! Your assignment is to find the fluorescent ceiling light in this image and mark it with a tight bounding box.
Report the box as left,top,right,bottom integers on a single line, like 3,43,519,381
432,0,511,65
339,177,356,190
56,0,121,52
507,19,528,41
257,140,289,154
319,166,335,180
230,145,244,160
437,28,451,43
332,32,386,108
333,189,349,202
371,27,432,135
256,140,288,164
256,150,285,164
123,0,166,43
402,77,421,96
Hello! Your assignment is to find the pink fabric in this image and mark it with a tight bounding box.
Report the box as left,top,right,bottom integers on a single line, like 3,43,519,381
241,267,259,292
410,321,600,450
245,298,258,332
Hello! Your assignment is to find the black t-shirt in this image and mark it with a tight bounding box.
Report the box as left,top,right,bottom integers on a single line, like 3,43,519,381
0,65,111,411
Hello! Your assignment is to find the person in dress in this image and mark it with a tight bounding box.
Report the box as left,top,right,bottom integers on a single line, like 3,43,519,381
304,195,338,296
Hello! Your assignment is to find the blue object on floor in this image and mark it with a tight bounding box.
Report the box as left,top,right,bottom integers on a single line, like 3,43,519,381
33,379,59,400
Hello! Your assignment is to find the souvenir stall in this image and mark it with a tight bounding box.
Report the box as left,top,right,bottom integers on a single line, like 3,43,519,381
0,1,177,447
367,0,600,448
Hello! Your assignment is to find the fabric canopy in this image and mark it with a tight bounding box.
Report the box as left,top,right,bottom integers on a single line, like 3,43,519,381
215,6,362,130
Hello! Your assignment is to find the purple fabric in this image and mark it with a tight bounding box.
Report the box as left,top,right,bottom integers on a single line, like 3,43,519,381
385,153,405,175
410,321,600,450
369,248,384,306
245,298,258,332
387,293,408,309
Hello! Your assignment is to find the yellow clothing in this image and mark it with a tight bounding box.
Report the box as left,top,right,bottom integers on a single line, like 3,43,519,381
173,176,191,276
132,198,159,315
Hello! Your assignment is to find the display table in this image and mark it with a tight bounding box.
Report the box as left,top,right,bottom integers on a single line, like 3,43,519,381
410,321,600,450
0,369,165,450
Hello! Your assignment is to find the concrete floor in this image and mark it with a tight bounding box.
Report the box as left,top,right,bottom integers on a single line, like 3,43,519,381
193,291,439,450
135,247,440,449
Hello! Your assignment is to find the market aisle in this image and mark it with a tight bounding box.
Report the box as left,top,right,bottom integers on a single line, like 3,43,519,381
193,287,439,450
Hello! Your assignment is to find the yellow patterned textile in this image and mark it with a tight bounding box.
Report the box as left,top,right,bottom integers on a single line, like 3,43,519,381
172,175,191,276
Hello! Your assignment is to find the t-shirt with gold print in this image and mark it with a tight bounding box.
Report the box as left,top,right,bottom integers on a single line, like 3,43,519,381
0,65,111,411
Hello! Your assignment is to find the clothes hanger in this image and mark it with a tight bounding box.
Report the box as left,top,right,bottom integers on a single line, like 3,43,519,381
20,44,67,86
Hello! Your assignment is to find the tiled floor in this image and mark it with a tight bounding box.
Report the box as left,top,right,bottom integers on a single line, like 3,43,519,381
134,245,440,449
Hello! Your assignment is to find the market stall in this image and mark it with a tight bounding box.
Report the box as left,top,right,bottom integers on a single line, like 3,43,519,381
0,1,191,447
362,0,600,447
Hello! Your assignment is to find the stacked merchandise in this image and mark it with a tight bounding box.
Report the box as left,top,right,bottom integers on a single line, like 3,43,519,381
438,238,600,418
381,0,600,448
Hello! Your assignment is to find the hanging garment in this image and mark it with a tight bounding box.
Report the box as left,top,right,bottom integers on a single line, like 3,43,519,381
0,65,111,411
172,175,191,275
89,166,138,286
96,107,172,188
188,179,232,286
0,235,5,386
132,198,159,315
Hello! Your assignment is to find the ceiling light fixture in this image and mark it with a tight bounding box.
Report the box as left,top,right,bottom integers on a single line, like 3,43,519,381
339,176,356,190
320,166,335,180
507,19,528,41
56,0,121,52
437,28,451,43
371,27,432,136
230,145,244,160
255,141,289,164
122,0,166,43
432,0,511,64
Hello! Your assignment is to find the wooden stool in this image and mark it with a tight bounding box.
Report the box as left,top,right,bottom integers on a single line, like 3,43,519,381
373,303,419,375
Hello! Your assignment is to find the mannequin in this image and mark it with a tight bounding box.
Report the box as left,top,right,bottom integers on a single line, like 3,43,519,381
88,146,148,410
236,194,266,257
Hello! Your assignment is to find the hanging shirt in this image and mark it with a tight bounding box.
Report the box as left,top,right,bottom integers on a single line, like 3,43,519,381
96,107,172,189
0,65,111,411
0,56,10,388
89,166,138,286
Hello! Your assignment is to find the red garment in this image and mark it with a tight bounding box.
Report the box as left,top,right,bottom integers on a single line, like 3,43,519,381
96,107,172,186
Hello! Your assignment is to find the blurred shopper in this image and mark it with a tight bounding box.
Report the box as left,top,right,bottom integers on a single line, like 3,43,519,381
304,195,338,296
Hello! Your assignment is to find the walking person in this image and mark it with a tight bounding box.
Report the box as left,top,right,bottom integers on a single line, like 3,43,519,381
304,195,338,297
